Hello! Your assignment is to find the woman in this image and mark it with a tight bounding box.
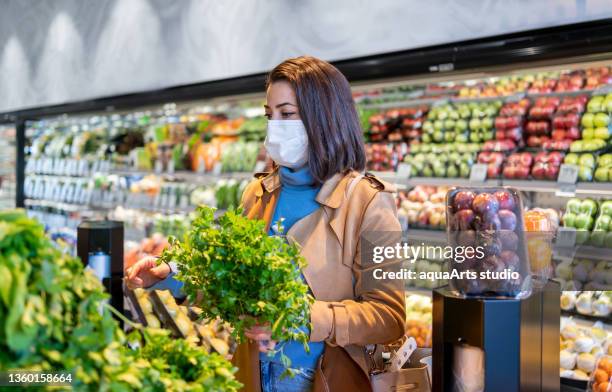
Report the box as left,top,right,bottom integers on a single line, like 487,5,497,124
126,56,406,392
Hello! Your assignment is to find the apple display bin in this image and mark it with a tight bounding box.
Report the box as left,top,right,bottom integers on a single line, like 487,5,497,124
445,187,532,299
432,281,560,392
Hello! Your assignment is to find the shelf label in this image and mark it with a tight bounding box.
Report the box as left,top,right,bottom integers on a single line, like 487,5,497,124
469,164,488,182
556,227,577,248
154,160,163,174
212,162,222,176
395,163,412,180
558,164,578,184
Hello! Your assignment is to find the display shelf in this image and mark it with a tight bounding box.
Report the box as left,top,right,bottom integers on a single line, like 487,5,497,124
358,97,442,111
554,243,611,262
406,228,447,244
24,198,197,215
525,87,596,99
561,309,611,324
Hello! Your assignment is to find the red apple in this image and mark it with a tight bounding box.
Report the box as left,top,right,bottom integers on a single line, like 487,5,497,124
566,126,580,140
503,165,516,179
494,190,515,211
548,151,564,165
498,209,517,230
453,191,476,211
495,117,507,129
515,165,531,179
487,164,501,178
520,153,533,167
473,193,500,215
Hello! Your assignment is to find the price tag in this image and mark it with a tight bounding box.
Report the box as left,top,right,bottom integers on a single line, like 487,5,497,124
556,227,577,248
505,93,526,103
212,162,222,176
469,164,488,182
154,160,163,174
558,164,578,184
179,195,190,210
395,163,412,180
197,159,206,174
254,161,267,173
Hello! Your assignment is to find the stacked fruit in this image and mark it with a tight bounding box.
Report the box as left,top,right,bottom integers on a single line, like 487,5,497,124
495,99,530,143
585,66,612,89
482,139,516,152
581,94,612,141
527,73,558,94
526,97,559,147
564,153,598,182
365,143,407,171
551,96,585,144
396,186,447,229
555,70,585,92
594,154,612,182
503,152,533,180
367,106,428,143
447,189,527,297
422,101,500,144
403,151,474,178
556,258,612,290
562,198,600,245
476,151,505,179
589,200,612,247
405,294,433,348
531,151,564,181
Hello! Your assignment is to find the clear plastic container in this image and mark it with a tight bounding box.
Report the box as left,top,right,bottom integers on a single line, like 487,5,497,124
445,187,532,299
523,210,554,288
589,355,612,392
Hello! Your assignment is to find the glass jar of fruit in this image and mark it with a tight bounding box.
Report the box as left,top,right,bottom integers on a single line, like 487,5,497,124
524,210,554,289
446,187,532,299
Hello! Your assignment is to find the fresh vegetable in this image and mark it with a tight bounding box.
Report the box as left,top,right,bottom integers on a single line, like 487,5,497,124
0,209,240,391
160,206,314,375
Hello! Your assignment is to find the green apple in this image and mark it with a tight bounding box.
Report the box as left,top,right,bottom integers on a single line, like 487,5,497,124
469,118,481,130
564,153,579,165
455,119,468,131
433,131,444,142
481,118,493,129
459,108,471,119
580,199,598,216
422,121,434,133
422,165,433,177
444,119,456,129
566,198,582,214
594,167,609,182
598,154,612,168
447,164,459,178
444,132,455,142
437,110,448,121
570,141,584,153
576,229,590,245
484,107,497,118
579,164,593,180
605,97,612,113
459,162,471,178
594,127,610,140
594,113,610,127
449,111,460,120
582,128,594,140
483,131,494,141
587,96,603,113
579,154,596,168
563,212,577,227
594,215,611,231
602,201,612,217
455,133,469,143
433,164,446,177
469,133,481,143
422,134,432,143
581,113,594,128
434,120,444,131
575,213,594,230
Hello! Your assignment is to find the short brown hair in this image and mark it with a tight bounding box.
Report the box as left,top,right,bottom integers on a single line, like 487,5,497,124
266,56,366,183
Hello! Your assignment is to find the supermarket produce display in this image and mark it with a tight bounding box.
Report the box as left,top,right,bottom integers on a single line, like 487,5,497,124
0,210,240,391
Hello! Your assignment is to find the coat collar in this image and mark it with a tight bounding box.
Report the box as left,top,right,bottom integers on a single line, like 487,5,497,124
257,168,356,209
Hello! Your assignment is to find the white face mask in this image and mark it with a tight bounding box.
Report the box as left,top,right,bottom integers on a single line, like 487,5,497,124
264,120,309,168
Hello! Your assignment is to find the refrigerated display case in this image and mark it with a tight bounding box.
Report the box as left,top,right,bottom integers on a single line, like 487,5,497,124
0,125,16,209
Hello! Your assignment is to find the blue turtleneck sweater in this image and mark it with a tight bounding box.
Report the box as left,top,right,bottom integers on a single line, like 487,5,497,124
260,165,324,370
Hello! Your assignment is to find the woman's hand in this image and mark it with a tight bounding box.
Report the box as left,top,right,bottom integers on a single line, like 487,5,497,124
125,256,171,289
245,323,276,353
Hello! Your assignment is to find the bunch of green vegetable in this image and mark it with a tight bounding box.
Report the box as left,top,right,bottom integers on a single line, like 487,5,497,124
215,179,249,210
161,206,314,373
220,142,259,173
0,209,240,391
